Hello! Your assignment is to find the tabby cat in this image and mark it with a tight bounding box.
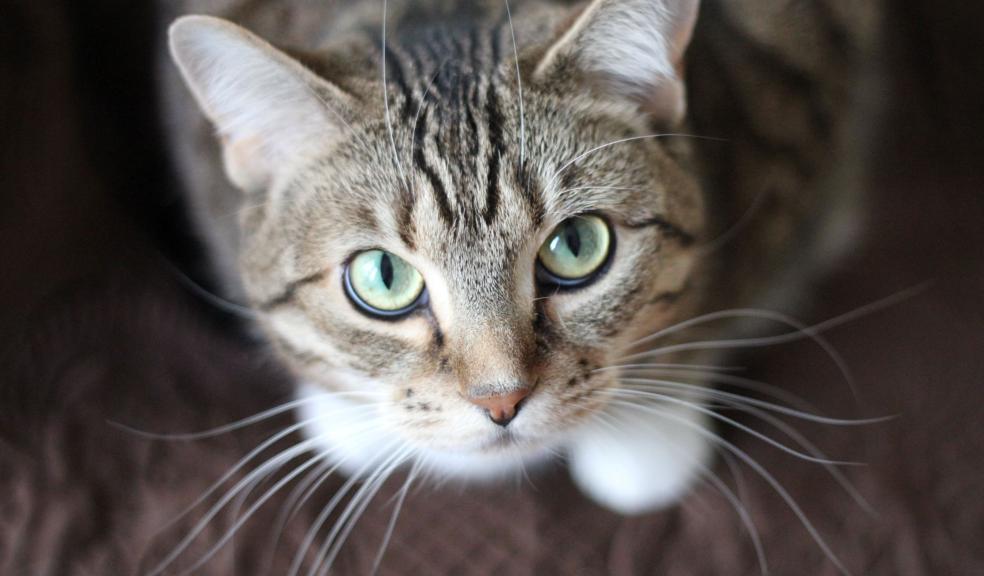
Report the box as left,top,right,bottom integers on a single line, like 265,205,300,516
162,0,879,519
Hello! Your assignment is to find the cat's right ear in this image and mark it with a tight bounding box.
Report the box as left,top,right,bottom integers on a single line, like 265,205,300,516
169,16,355,193
532,0,700,127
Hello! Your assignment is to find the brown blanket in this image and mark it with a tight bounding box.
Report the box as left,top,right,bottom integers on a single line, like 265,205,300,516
2,1,982,574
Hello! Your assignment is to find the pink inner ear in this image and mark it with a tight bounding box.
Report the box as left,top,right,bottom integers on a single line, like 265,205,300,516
668,2,700,77
221,134,271,193
535,0,700,127
634,0,700,126
642,80,687,129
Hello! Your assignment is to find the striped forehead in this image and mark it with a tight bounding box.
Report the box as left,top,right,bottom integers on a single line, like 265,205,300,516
374,27,537,315
378,25,540,238
309,23,667,274
392,23,509,100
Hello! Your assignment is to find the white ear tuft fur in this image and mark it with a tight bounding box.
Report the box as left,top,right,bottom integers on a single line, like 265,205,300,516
169,16,350,192
536,0,700,125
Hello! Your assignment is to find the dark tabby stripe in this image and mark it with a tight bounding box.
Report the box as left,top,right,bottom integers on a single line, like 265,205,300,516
516,160,545,227
397,181,417,249
623,216,696,246
483,84,504,224
271,333,325,367
695,44,816,180
463,83,482,157
412,105,455,224
811,2,854,63
704,2,831,163
257,270,327,310
383,44,413,120
380,21,531,229
647,287,688,306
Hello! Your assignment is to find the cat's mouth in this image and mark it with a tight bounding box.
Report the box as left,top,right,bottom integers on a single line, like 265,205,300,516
481,431,517,451
475,429,544,455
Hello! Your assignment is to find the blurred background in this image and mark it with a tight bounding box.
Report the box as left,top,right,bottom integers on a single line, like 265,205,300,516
2,1,983,574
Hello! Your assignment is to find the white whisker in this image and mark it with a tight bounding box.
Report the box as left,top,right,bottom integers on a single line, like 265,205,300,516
111,391,376,441
586,409,623,436
176,452,330,576
370,458,421,575
616,402,852,576
154,405,382,536
727,401,876,515
149,418,321,541
553,185,649,195
594,362,745,373
601,366,818,413
616,380,894,425
545,133,724,192
619,307,858,400
406,57,450,170
150,410,383,575
694,187,768,257
707,451,769,576
146,437,322,576
158,256,257,318
621,285,931,402
227,465,273,568
288,442,400,576
260,459,340,575
312,446,412,576
381,0,408,186
603,393,859,466
588,406,768,574
511,447,537,491
503,0,525,164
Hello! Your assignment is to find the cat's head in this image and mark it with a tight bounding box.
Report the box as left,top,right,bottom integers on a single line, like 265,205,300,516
169,0,705,474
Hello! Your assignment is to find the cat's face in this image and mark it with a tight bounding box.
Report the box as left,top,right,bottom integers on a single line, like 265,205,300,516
169,0,703,470
245,92,703,460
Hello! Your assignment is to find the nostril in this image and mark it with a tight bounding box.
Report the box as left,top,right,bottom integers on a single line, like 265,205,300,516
489,411,515,427
488,397,525,427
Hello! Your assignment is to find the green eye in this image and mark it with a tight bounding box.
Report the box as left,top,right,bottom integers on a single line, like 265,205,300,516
537,215,612,286
345,250,425,317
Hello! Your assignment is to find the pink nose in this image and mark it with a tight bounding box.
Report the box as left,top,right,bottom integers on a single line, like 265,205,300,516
469,389,530,427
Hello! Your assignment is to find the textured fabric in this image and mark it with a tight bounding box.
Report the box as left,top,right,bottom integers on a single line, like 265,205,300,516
2,1,983,574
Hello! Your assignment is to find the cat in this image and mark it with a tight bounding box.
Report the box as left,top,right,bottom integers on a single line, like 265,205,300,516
162,0,880,523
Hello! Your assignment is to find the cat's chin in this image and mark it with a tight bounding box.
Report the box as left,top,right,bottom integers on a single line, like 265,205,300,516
296,383,711,514
414,443,557,482
295,382,555,483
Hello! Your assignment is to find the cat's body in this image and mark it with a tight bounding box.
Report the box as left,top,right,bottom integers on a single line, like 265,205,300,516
161,0,881,515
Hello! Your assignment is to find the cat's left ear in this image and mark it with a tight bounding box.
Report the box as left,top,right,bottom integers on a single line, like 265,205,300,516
533,0,700,126
169,16,356,192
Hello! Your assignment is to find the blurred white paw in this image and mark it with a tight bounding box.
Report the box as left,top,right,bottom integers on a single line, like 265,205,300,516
568,403,712,514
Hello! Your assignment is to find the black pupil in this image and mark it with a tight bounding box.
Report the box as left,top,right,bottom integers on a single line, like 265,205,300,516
380,253,394,289
564,224,581,257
